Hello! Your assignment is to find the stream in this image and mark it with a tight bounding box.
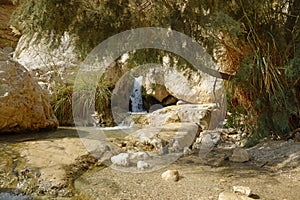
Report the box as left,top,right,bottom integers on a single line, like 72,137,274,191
0,127,299,199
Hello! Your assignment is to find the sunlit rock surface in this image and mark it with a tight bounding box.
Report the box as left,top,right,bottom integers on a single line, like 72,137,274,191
0,49,58,133
131,103,224,130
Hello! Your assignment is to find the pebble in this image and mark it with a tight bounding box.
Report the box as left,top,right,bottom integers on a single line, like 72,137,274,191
111,153,130,167
229,148,250,163
137,161,149,170
161,170,180,182
233,186,252,196
218,191,253,200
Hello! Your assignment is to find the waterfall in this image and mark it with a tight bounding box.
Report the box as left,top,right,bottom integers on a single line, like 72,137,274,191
130,76,144,112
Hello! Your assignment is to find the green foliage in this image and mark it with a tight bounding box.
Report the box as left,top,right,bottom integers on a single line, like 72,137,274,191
52,75,111,126
72,73,111,120
225,0,300,144
52,85,73,125
11,0,300,142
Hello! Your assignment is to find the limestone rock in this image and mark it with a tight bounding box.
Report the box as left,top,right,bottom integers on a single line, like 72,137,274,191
192,130,221,158
233,186,252,196
111,153,130,167
126,123,199,153
0,49,58,133
218,192,253,200
14,33,79,70
161,169,179,182
137,160,149,170
111,64,225,115
140,103,224,130
132,64,224,104
230,148,250,163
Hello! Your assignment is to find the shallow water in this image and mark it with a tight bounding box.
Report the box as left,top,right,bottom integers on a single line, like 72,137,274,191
1,127,300,199
0,192,32,200
0,126,138,198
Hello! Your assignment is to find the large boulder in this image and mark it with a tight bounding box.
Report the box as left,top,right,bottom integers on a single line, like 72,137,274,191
0,1,19,48
130,103,225,130
0,49,58,133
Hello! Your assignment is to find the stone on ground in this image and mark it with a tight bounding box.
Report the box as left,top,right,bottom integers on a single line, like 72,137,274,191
137,160,149,170
230,148,250,163
161,169,179,182
192,130,221,158
218,191,253,200
233,186,252,196
111,153,130,167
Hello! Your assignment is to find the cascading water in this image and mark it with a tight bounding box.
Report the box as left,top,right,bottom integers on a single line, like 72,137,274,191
130,76,144,113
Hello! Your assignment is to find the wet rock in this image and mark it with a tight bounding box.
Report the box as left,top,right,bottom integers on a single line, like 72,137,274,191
161,170,179,182
0,192,32,200
137,161,149,170
218,191,253,200
111,153,130,167
0,49,58,133
230,148,250,163
233,186,252,196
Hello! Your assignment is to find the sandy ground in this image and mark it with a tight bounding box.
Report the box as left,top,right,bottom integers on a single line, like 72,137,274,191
75,143,300,200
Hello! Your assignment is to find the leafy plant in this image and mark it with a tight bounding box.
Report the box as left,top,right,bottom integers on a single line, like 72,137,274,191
52,74,111,125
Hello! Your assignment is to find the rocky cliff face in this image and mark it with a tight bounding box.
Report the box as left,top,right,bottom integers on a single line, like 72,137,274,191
0,49,58,133
0,0,19,48
13,32,226,127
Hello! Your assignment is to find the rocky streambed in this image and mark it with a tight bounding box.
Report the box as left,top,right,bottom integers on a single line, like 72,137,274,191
0,126,299,200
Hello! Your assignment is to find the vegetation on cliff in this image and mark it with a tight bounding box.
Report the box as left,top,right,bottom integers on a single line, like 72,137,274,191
10,0,300,144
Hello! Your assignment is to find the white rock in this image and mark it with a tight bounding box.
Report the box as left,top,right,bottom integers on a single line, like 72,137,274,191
137,161,150,170
161,170,179,182
230,148,250,163
218,191,253,200
111,153,130,167
193,130,221,158
146,103,223,129
233,186,252,196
